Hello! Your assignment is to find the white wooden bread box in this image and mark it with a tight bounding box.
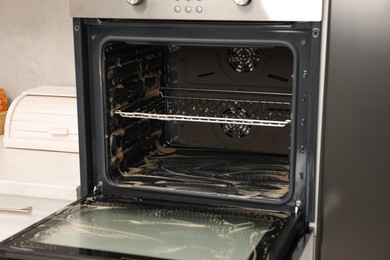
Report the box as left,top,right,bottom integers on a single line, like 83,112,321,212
3,86,79,153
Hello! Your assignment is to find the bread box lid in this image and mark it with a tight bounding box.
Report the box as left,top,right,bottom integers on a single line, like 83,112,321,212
3,86,78,153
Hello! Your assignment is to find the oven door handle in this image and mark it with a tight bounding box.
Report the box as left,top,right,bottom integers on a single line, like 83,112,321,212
0,206,33,215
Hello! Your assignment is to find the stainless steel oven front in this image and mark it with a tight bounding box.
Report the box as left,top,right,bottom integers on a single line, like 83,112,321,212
0,1,324,259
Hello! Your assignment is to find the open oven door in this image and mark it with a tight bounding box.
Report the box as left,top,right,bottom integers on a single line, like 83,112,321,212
0,195,307,260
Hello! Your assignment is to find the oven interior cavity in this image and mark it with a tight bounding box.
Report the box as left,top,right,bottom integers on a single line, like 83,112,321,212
104,41,293,201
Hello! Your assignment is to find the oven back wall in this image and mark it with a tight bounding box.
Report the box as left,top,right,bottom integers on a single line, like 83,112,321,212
320,0,390,259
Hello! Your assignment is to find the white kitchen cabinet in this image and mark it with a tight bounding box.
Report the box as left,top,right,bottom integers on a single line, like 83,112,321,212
0,136,80,241
0,195,74,242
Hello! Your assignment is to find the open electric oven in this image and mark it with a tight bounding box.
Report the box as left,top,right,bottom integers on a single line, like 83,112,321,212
0,0,324,259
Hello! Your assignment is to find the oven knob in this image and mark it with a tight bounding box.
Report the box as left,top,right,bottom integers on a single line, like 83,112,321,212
126,0,143,5
233,0,251,6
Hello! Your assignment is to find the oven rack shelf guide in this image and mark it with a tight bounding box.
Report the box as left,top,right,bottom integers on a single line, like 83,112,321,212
115,94,291,128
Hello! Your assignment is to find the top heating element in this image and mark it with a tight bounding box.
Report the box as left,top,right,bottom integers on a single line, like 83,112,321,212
70,0,323,22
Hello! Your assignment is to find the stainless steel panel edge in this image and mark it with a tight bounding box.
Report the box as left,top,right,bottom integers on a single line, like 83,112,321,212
70,0,322,22
320,0,390,259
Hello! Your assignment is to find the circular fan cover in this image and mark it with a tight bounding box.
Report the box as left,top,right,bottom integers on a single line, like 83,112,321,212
228,48,261,73
221,107,251,138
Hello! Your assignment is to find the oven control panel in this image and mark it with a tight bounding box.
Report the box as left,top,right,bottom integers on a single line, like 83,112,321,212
70,0,322,22
126,0,250,7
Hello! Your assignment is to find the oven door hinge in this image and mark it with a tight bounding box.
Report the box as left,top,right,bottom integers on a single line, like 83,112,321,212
93,181,103,199
294,200,302,216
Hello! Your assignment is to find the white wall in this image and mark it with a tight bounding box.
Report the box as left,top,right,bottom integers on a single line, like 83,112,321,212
0,0,75,102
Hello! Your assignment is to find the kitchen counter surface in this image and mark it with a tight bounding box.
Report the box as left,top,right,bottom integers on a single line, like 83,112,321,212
0,135,80,201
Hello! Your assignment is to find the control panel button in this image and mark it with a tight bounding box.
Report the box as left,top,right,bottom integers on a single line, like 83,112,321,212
233,0,251,6
195,6,203,13
185,6,192,13
174,6,181,13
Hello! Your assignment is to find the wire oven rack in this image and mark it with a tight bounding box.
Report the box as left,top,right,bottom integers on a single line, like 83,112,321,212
115,94,291,127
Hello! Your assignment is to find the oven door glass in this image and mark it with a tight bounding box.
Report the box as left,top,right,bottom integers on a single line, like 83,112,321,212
0,196,303,260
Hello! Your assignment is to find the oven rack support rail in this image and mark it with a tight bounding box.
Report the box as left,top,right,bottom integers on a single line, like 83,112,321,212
115,95,291,127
